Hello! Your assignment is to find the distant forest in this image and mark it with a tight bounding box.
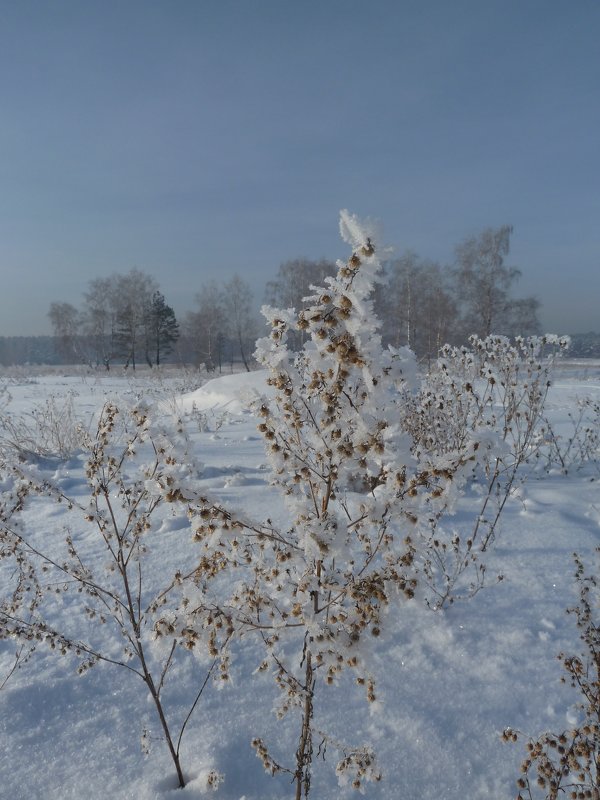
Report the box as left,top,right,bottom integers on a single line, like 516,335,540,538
3,225,599,367
0,335,179,368
2,331,599,369
0,333,236,369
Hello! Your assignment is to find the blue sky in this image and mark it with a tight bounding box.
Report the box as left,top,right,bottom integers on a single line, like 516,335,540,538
1,0,598,336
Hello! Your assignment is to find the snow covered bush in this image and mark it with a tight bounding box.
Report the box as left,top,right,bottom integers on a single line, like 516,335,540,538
0,390,85,461
404,334,569,606
169,211,493,797
404,335,568,465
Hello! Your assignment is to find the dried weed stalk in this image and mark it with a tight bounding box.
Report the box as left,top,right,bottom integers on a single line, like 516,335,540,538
0,391,86,461
0,402,222,789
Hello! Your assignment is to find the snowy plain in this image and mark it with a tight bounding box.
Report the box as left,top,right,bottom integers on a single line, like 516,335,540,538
1,362,600,800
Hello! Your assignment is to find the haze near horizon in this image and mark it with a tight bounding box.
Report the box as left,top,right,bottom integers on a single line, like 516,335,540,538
1,0,598,337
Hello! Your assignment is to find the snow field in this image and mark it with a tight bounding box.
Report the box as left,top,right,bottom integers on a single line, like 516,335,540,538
0,365,600,799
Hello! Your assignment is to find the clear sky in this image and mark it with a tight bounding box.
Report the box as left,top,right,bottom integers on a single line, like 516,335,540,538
1,0,598,337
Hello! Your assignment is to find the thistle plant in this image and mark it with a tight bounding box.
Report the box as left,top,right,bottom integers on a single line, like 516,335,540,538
171,211,483,798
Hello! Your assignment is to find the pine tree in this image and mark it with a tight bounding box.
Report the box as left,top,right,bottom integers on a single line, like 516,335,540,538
146,291,179,367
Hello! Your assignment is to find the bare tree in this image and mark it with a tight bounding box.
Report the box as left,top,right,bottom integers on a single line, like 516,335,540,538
82,277,119,370
379,253,423,350
113,269,158,369
183,282,226,371
416,262,460,360
454,225,516,337
454,225,540,339
378,255,458,360
48,302,84,364
508,296,542,337
223,274,257,372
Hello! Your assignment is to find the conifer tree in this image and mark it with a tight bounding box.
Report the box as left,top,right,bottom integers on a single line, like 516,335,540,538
146,290,179,366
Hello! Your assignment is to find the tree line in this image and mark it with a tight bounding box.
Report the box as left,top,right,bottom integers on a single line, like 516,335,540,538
49,269,179,370
267,225,542,359
0,337,59,367
48,269,258,371
46,225,547,370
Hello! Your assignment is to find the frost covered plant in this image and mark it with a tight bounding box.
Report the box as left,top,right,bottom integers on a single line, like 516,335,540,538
0,466,41,689
0,391,86,461
405,334,567,466
505,550,600,800
404,334,568,606
174,211,481,798
0,403,222,789
539,396,600,475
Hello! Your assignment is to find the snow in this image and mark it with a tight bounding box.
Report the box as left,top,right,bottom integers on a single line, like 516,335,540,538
1,363,600,799
176,371,273,416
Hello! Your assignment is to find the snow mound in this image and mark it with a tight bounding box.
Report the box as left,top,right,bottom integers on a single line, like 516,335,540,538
179,370,272,415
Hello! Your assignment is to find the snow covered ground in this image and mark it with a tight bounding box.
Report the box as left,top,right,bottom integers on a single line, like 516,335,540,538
1,363,600,800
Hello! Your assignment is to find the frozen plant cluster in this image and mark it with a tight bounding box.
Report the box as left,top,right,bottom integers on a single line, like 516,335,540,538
0,211,582,800
400,332,569,606
164,211,531,796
